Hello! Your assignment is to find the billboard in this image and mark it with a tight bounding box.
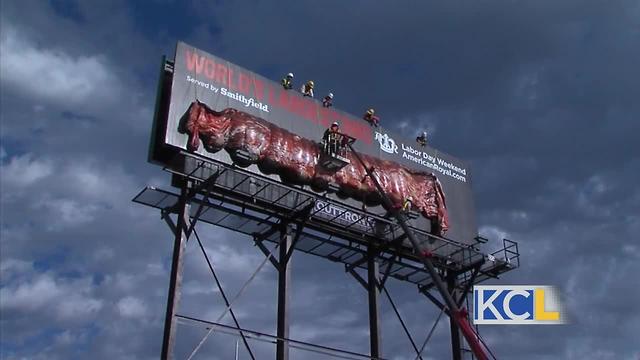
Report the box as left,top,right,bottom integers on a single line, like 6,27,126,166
153,41,477,244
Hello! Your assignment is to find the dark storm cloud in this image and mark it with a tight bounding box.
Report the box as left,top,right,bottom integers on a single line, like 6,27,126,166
191,1,638,111
1,0,639,359
187,1,639,235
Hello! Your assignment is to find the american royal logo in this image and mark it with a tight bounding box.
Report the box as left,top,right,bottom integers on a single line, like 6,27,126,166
374,131,398,154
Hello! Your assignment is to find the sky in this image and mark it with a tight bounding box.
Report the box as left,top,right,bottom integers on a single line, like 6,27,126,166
1,0,639,359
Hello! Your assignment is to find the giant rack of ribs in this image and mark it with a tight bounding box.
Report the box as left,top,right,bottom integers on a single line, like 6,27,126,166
180,100,450,236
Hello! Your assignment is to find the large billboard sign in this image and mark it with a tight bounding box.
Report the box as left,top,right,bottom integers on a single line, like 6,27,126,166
152,42,477,244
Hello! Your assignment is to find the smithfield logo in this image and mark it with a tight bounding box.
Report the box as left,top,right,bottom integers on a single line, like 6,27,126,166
374,132,398,154
473,285,566,325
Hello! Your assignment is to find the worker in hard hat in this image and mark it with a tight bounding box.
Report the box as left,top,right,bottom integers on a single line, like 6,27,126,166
281,73,294,90
322,93,334,108
416,131,428,147
402,196,413,212
322,121,344,155
363,108,380,127
301,80,314,97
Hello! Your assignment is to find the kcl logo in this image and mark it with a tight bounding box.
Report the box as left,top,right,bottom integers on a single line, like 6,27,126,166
473,286,565,325
374,132,398,154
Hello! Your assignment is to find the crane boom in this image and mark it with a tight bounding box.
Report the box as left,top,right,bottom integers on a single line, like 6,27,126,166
346,143,490,360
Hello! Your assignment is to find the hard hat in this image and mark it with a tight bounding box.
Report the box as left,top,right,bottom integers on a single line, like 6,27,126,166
307,80,314,88
328,93,334,99
332,121,339,126
407,196,413,201
287,72,294,78
367,108,375,115
423,131,427,137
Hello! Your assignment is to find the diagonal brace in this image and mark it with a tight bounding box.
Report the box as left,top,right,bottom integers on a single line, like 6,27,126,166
419,286,451,317
192,228,256,360
346,265,369,290
253,235,281,269
378,253,398,289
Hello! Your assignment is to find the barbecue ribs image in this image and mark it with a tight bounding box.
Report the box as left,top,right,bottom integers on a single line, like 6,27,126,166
180,101,449,235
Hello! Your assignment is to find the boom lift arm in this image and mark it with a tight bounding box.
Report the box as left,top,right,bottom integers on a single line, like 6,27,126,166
346,143,491,360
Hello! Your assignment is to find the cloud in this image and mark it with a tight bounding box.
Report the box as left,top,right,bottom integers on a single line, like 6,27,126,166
0,26,120,108
53,330,89,349
0,267,103,322
0,258,33,278
116,296,149,319
35,197,101,230
0,152,142,239
0,153,53,189
1,151,137,205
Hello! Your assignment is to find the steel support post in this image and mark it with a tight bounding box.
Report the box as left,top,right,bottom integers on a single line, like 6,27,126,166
161,183,191,360
367,246,382,358
447,274,462,360
276,224,293,360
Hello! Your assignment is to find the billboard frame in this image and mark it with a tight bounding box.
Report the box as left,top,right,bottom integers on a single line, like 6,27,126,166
153,41,480,246
134,152,520,360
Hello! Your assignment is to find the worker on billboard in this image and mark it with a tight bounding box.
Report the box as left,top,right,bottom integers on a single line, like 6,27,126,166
281,73,294,90
322,121,344,155
416,131,428,147
301,80,315,97
363,108,380,127
402,196,413,212
389,196,413,214
322,93,334,108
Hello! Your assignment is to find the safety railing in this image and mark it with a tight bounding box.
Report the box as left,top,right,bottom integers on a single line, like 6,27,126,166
321,131,356,159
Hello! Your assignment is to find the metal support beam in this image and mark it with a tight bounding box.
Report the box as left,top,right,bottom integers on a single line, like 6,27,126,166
186,188,211,238
276,224,293,360
416,307,445,359
179,166,224,200
419,287,451,317
254,221,282,243
346,255,371,273
346,266,369,290
346,236,403,274
192,228,256,360
379,253,398,289
452,258,485,278
367,246,382,359
457,266,480,308
381,287,423,360
177,314,383,360
253,235,281,269
160,184,191,360
283,203,313,264
447,274,462,360
161,210,178,235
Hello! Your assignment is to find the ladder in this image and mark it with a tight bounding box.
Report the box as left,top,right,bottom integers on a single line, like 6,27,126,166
346,143,491,360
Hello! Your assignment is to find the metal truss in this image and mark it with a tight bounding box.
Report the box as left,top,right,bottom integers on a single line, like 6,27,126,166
134,153,520,360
